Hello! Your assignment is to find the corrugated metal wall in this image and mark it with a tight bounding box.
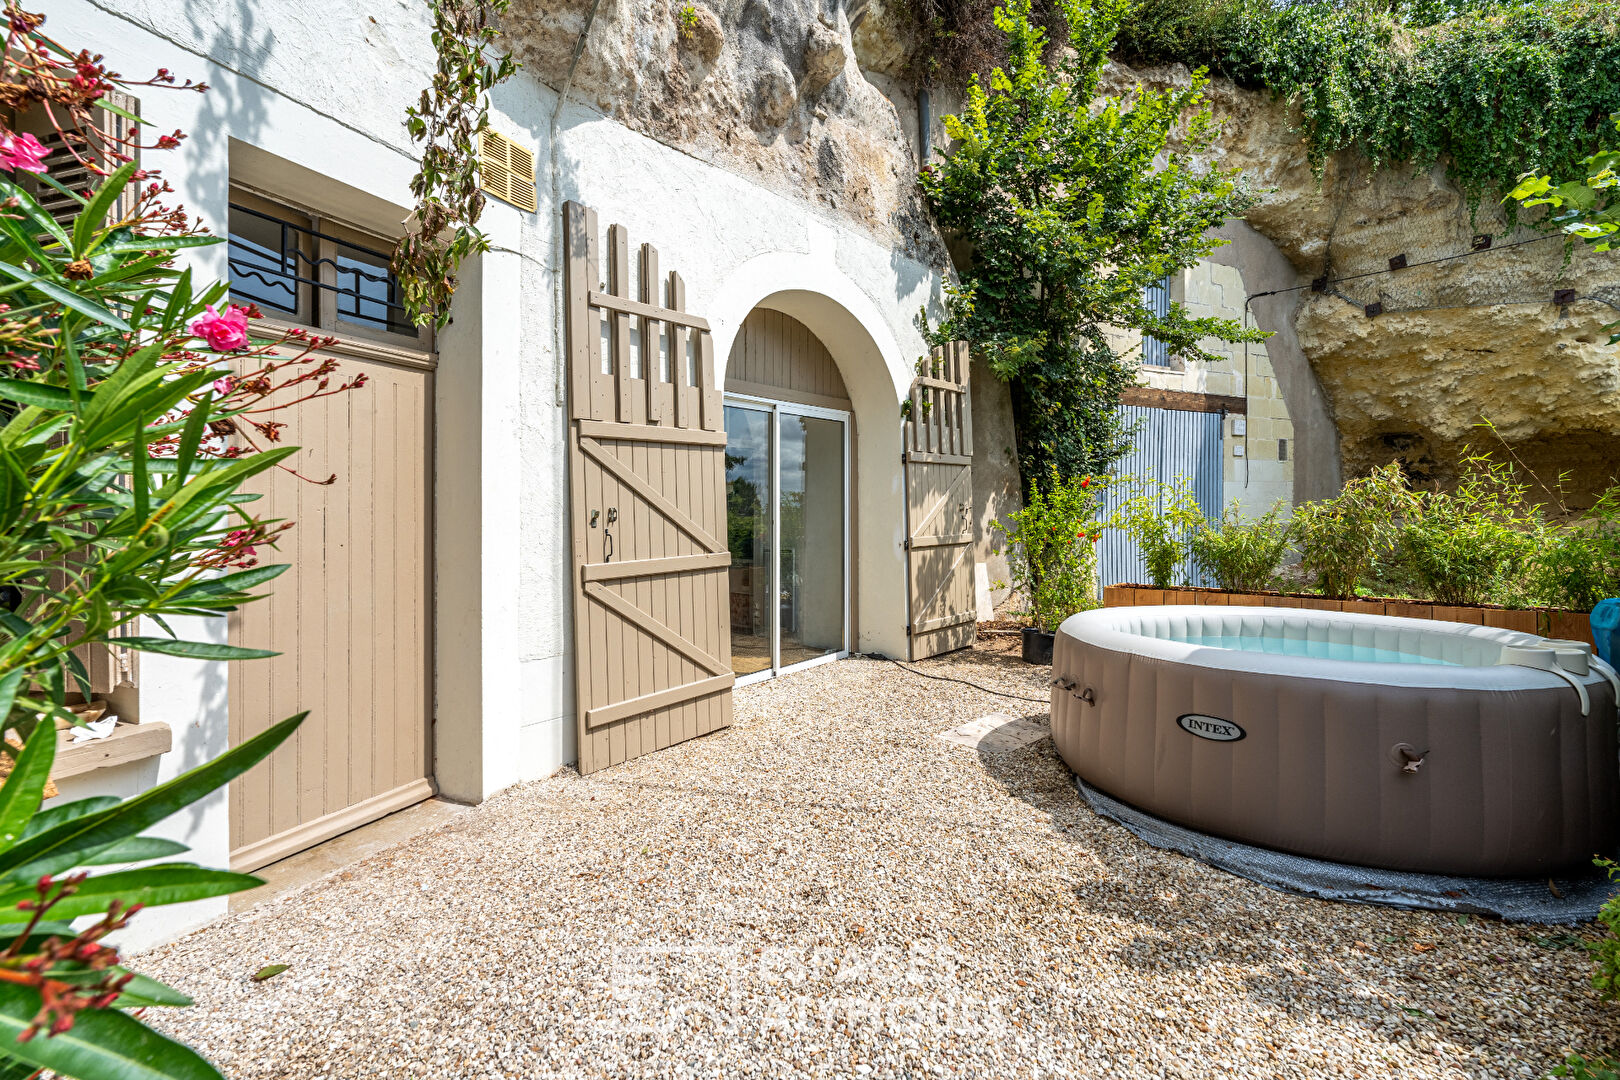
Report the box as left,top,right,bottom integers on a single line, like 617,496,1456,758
1098,405,1224,588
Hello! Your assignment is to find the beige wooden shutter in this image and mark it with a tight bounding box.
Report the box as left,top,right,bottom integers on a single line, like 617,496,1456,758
563,201,732,774
478,130,537,213
903,341,977,660
22,91,141,230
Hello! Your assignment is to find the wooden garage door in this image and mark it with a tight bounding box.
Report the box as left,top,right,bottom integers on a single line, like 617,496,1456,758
228,347,434,872
564,201,733,774
905,342,976,659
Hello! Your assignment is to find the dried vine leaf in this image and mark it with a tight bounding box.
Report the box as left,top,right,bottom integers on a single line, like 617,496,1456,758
394,0,518,329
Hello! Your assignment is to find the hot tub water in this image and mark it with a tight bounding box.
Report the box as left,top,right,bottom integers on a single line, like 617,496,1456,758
1167,633,1459,666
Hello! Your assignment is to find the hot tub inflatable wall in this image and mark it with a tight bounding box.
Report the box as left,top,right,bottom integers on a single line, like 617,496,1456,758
1051,606,1620,877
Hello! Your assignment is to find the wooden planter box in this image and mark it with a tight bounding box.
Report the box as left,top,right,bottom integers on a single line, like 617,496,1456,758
1101,584,1597,648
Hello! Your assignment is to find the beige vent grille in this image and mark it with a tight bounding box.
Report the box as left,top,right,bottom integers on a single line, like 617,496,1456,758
478,130,537,213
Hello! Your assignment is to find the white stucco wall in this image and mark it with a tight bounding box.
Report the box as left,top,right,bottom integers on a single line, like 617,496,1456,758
58,0,944,948
492,92,945,785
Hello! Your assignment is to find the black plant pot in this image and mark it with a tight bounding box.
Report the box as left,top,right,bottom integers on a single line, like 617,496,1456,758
1021,627,1055,665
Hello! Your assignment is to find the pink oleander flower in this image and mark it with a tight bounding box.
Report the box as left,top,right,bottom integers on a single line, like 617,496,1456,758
0,132,50,174
190,304,250,352
213,375,236,395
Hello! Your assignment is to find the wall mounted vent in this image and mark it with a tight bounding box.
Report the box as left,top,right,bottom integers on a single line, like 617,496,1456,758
478,130,537,213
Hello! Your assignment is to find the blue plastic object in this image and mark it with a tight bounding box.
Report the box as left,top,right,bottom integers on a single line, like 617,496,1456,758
1592,599,1620,666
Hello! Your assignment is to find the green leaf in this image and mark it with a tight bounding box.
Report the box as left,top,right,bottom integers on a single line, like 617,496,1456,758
116,638,278,661
0,865,261,921
0,713,304,883
0,381,77,411
112,972,194,1009
0,721,55,854
0,263,131,332
0,1049,42,1080
74,836,190,867
251,964,288,982
0,671,24,731
169,563,289,601
21,799,119,841
73,163,138,256
173,395,210,488
98,235,221,256
0,982,225,1080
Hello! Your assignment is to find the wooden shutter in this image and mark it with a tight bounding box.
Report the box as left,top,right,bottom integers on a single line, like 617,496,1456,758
903,341,976,660
21,91,141,230
563,201,732,775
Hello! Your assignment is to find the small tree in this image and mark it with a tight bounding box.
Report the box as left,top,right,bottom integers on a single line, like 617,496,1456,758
919,0,1265,487
1187,499,1295,594
1292,463,1419,600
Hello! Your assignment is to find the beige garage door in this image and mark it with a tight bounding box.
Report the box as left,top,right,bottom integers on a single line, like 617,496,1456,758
228,347,434,872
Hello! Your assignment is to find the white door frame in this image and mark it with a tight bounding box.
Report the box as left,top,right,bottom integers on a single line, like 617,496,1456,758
725,392,852,686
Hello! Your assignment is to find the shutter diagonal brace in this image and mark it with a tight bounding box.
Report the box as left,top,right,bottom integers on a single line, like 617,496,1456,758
577,435,723,553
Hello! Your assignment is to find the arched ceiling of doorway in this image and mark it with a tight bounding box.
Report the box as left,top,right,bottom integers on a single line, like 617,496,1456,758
726,308,851,409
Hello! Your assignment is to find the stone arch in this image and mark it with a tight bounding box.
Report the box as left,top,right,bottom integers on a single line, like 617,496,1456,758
707,259,913,660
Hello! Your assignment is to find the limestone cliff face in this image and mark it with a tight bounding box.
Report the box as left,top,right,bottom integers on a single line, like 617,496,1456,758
499,0,944,264
1113,61,1620,503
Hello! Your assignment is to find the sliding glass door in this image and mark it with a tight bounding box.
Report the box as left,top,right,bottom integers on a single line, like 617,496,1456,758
724,397,849,681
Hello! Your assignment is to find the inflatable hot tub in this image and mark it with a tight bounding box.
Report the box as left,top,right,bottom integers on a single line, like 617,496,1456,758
1051,606,1620,876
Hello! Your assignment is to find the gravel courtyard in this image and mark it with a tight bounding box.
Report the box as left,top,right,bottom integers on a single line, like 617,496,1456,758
144,650,1618,1079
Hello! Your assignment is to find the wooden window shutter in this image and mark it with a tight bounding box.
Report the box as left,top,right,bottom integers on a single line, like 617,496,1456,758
478,130,537,213
22,91,141,230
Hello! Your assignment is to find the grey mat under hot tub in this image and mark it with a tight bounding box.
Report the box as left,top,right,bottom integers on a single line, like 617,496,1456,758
1078,779,1619,924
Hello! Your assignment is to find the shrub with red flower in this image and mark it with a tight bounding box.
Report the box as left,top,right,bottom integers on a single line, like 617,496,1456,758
0,8,359,1079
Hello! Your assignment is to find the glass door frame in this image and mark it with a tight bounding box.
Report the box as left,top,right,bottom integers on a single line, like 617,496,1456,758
726,392,852,687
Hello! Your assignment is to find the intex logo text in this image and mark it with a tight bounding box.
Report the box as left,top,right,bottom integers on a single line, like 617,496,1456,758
1176,714,1245,742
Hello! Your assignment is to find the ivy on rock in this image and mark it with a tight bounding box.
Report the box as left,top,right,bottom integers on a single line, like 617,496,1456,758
1114,0,1620,219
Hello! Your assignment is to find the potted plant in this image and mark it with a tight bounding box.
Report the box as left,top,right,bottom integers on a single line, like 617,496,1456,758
994,469,1107,664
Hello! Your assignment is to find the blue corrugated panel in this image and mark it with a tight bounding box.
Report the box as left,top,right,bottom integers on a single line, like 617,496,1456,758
1097,405,1223,589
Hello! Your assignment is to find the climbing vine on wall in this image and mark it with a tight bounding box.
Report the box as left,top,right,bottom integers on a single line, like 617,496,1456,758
1113,0,1620,218
394,0,517,329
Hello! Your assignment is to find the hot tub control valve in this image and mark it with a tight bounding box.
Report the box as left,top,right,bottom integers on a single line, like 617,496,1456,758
1049,678,1096,705
1391,743,1428,774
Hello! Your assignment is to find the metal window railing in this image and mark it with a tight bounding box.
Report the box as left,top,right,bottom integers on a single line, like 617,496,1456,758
227,202,415,335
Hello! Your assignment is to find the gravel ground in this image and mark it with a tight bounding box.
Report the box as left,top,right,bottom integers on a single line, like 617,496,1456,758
143,651,1619,1079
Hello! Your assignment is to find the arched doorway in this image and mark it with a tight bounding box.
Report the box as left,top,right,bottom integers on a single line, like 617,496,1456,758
724,309,853,681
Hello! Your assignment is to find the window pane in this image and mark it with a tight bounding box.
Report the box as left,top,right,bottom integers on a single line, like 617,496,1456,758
227,203,305,318
779,414,844,665
725,406,772,676
334,243,414,337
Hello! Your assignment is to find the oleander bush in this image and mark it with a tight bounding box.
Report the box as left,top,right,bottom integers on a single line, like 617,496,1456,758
1187,499,1293,594
0,9,362,1078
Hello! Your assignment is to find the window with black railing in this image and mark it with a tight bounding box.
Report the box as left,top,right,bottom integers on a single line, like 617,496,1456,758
227,193,418,340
